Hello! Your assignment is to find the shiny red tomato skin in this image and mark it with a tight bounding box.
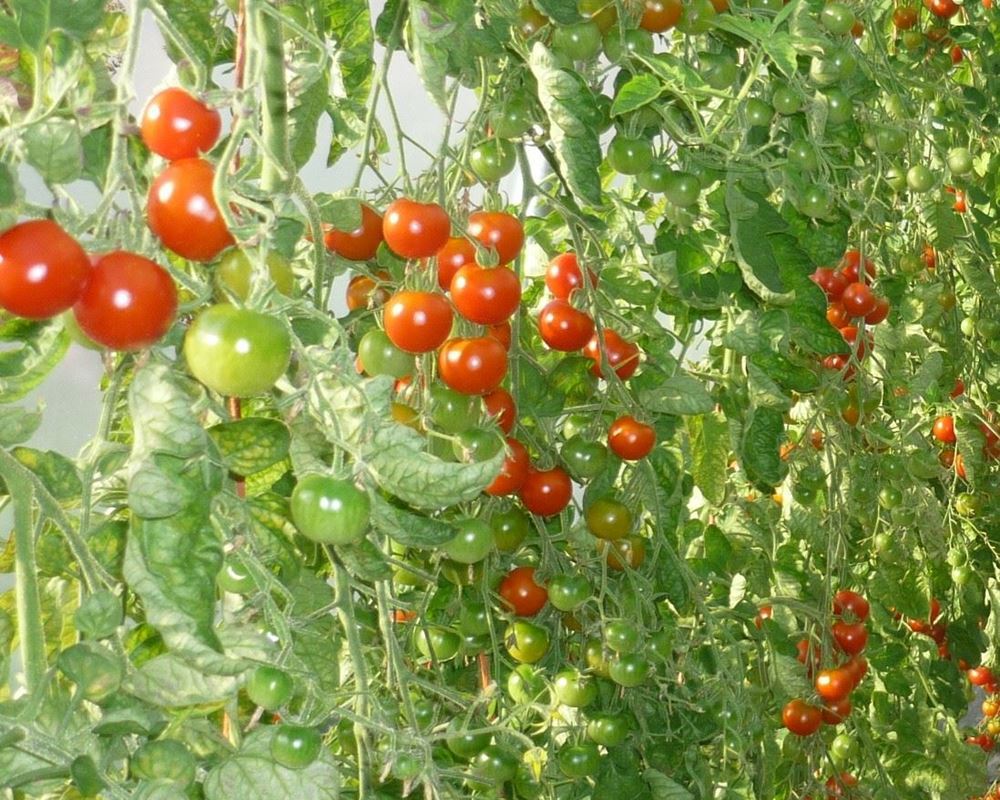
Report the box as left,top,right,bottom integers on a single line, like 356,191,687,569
538,299,595,351
323,204,384,261
925,0,960,18
810,267,849,301
838,250,876,283
519,466,573,517
467,211,524,266
140,87,221,161
822,697,852,725
73,251,177,350
583,330,640,379
382,199,451,259
640,0,683,32
483,388,516,434
608,416,656,461
147,158,234,262
0,220,91,319
832,621,868,655
833,590,870,622
450,264,521,325
435,236,476,291
932,415,956,444
486,438,530,496
840,282,877,317
782,699,822,736
815,668,853,703
545,252,596,299
864,296,890,325
383,290,453,353
488,320,512,350
499,566,548,616
438,336,508,395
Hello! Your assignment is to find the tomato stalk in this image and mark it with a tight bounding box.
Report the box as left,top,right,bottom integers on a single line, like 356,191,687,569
253,3,292,193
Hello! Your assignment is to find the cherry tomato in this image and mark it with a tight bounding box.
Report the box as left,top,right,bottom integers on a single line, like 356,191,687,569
608,415,656,460
820,3,855,35
435,236,476,291
932,415,956,444
414,626,461,661
810,267,848,302
438,336,508,395
130,740,196,787
491,506,530,551
547,574,591,612
291,474,370,545
585,497,632,540
246,666,294,710
815,668,853,703
73,251,177,350
382,198,450,259
215,249,295,301
450,264,521,325
147,158,234,262
184,304,291,397
323,204,384,261
446,724,490,759
538,299,595,351
485,438,530,496
0,219,91,319
604,535,646,570
505,620,550,662
358,329,413,379
557,743,601,779
583,330,640,379
969,666,996,686
483,387,516,433
519,466,573,516
443,519,494,564
507,663,548,703
893,6,918,28
270,725,322,769
832,620,868,655
140,87,221,161
833,590,870,622
840,282,877,317
826,303,850,329
383,290,453,353
545,252,596,299
467,210,524,266
925,0,960,18
607,135,653,176
469,139,517,182
608,652,651,687
782,699,822,736
470,746,519,783
864,296,890,325
639,0,682,32
587,713,630,747
553,669,597,707
345,271,391,311
499,565,548,616
561,436,609,481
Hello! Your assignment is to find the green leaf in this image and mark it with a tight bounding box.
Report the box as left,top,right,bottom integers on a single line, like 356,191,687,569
0,318,69,403
337,538,391,582
610,74,662,117
531,0,580,24
23,118,83,184
124,653,242,707
686,413,728,506
0,163,19,208
0,406,41,446
156,0,234,67
740,406,787,488
204,728,341,800
639,374,714,416
644,768,694,800
289,72,330,170
407,0,453,109
747,362,792,410
726,182,795,304
771,653,813,699
73,589,121,640
208,418,291,477
315,194,363,230
529,43,603,207
11,447,81,503
750,351,819,394
370,496,455,548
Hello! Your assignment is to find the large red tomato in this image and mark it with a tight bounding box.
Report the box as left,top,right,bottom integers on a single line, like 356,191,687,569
0,219,91,319
583,330,640,379
538,299,595,351
383,290,453,353
438,336,508,395
382,199,450,259
323,204,384,261
147,158,234,262
467,211,524,266
140,87,221,161
73,251,177,350
450,264,521,325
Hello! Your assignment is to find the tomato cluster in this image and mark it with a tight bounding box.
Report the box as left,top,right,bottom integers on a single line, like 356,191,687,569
782,590,870,737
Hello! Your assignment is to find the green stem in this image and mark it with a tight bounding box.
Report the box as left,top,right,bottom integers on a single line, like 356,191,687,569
146,0,208,88
331,556,372,797
254,4,291,193
5,766,71,788
8,472,44,692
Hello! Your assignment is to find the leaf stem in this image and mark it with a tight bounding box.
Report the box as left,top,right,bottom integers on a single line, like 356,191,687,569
6,466,44,692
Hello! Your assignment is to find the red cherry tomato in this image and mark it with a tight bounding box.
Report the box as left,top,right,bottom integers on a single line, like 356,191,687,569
864,296,890,325
782,699,822,736
925,0,960,18
538,299,595,351
0,219,91,319
833,589,870,622
438,336,508,395
826,303,850,329
932,415,956,444
608,416,656,461
546,252,597,299
140,87,221,161
838,250,876,283
488,320,513,350
323,204,384,261
832,620,868,655
483,388,516,434
519,466,573,517
73,251,177,350
843,655,868,688
815,668,853,703
383,290,453,353
435,236,476,291
450,264,521,325
582,330,640,379
639,0,683,32
968,666,996,687
467,210,524,266
499,565,548,616
486,438,530,496
840,282,877,317
839,325,872,360
382,199,451,259
147,158,234,262
821,697,852,725
810,267,848,301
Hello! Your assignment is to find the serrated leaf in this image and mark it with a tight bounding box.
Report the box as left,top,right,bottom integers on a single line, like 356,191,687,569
686,413,728,506
644,768,694,800
315,194,363,230
336,538,391,581
407,0,452,109
24,118,83,184
726,182,796,304
639,374,713,416
610,74,662,116
209,418,290,477
370,496,455,548
156,0,233,67
124,653,242,707
740,406,787,488
289,72,330,169
0,318,69,403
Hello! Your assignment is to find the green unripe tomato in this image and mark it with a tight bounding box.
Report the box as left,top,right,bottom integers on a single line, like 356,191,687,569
561,435,609,480
491,94,535,139
547,574,591,612
787,140,819,172
446,723,490,760
443,519,494,564
505,620,550,663
830,732,857,765
745,98,774,128
587,713,630,747
663,170,702,207
131,740,196,787
677,0,716,34
885,163,907,192
216,249,295,302
874,127,907,155
552,20,603,61
184,305,291,397
637,162,672,194
471,745,519,783
490,507,531,552
800,186,833,218
428,384,480,434
553,669,597,707
824,89,854,125
604,620,641,654
772,85,802,115
608,652,651,687
217,556,255,594
290,474,370,545
414,626,461,661
246,666,294,710
270,725,322,770
453,428,504,463
603,28,654,62
608,135,654,175
947,147,974,175
701,54,739,90
557,743,601,778
469,138,517,182
820,3,855,35
358,328,413,379
906,164,936,193
507,663,549,703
